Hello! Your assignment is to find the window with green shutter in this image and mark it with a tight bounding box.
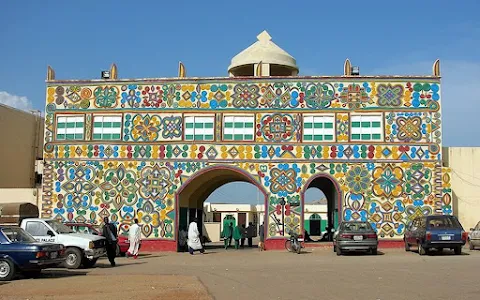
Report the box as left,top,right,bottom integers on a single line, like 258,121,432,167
56,115,85,140
350,115,383,141
303,115,335,142
92,115,122,140
184,116,215,141
223,115,255,141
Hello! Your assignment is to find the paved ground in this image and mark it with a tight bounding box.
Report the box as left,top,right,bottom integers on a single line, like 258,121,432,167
2,246,480,300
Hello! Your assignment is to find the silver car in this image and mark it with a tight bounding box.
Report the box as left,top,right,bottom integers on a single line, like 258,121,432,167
468,221,480,250
333,221,378,255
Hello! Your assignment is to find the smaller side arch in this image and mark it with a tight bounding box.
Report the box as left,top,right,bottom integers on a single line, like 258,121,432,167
301,173,343,237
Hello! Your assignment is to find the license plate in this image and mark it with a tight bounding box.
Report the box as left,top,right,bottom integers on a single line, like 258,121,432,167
298,238,304,242
50,252,58,259
353,235,363,241
441,235,452,240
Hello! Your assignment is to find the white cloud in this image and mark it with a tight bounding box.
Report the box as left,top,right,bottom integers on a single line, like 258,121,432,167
369,60,480,147
0,91,34,112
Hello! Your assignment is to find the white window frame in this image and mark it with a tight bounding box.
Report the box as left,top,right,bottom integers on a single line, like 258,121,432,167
92,115,123,140
302,114,336,142
223,115,255,141
184,115,215,141
350,113,383,142
56,115,85,141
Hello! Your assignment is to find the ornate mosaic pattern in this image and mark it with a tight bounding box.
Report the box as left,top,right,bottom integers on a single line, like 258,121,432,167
43,77,447,243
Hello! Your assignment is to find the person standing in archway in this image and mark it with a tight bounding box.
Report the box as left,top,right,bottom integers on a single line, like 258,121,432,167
222,223,233,250
233,224,243,250
246,222,254,247
258,222,265,251
187,218,205,255
126,218,141,259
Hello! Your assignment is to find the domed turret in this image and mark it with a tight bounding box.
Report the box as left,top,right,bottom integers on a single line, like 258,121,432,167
228,30,299,77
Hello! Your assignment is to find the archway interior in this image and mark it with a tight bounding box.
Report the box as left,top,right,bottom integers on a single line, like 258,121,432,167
305,177,339,241
177,168,266,251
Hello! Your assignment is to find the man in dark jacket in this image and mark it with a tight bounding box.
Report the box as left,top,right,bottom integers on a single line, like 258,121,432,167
102,217,118,267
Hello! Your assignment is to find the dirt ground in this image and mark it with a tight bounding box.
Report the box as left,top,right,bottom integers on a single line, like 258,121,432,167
1,246,480,300
0,274,212,300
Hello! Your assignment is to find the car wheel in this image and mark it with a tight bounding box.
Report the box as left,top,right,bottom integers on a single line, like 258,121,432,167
371,247,378,255
404,240,411,252
0,259,15,281
469,240,474,250
336,245,342,256
82,258,98,268
418,243,427,256
454,246,462,255
64,248,83,269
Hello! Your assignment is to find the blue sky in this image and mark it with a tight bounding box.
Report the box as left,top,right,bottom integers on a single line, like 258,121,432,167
1,0,479,203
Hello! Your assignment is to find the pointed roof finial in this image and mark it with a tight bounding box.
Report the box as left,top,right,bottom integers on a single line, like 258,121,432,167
257,30,272,43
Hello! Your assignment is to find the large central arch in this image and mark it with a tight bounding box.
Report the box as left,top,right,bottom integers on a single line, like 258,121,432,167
175,165,269,251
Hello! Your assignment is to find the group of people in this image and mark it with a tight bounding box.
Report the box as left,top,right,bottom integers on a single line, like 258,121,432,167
101,217,267,263
102,217,142,267
221,222,264,250
182,219,266,255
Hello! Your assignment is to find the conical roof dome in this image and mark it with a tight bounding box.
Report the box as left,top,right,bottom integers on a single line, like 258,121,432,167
228,31,299,74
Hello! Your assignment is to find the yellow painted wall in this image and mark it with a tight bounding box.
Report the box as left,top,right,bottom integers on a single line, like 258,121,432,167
0,104,44,188
443,147,480,230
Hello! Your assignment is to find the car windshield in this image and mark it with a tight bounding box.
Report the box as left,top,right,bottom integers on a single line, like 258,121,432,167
342,222,372,232
1,227,37,243
427,216,462,229
46,220,74,233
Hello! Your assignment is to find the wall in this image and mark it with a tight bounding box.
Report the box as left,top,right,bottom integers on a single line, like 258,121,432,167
0,188,41,206
443,147,480,230
203,222,221,242
41,77,448,250
0,104,44,188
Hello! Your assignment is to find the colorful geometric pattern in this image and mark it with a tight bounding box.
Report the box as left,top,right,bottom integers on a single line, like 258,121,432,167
42,77,448,242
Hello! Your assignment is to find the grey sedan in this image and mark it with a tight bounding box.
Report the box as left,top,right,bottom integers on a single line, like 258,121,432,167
468,221,480,250
333,221,378,255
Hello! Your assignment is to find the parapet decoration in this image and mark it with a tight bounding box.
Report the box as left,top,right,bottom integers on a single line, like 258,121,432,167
47,66,55,81
344,59,351,76
433,59,440,77
178,62,186,78
110,63,118,80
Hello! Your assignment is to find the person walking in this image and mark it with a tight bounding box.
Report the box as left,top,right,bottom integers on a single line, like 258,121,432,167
187,218,205,255
246,222,254,247
102,217,118,267
233,224,242,250
258,222,265,251
126,218,141,259
222,223,233,250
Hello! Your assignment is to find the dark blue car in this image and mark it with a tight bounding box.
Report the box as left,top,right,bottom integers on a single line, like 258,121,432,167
404,215,467,255
0,225,66,281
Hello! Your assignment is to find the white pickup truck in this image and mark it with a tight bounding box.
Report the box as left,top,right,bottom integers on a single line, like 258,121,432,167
19,218,106,269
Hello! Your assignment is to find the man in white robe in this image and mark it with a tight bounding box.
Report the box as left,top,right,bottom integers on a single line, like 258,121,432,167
127,218,142,259
187,218,205,255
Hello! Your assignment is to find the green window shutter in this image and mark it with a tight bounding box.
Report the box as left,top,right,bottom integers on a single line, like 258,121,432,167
186,123,194,129
313,135,323,141
56,134,65,140
194,134,203,140
194,123,204,129
234,122,243,128
372,134,381,140
304,123,313,129
224,134,233,140
245,122,254,128
66,123,75,128
324,123,333,129
57,123,66,129
304,135,313,141
361,134,371,140
314,123,323,129
372,121,381,128
185,134,194,140
225,122,233,128
352,134,361,140
112,122,122,128
205,123,214,129
204,135,214,140
361,122,370,128
93,133,102,139
351,121,361,128
324,135,334,140
244,134,253,140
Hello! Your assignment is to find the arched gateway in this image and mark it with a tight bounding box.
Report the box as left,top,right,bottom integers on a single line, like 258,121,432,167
41,32,452,251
